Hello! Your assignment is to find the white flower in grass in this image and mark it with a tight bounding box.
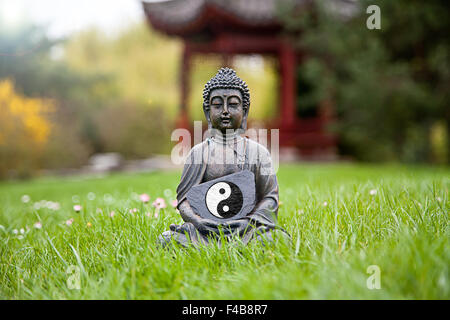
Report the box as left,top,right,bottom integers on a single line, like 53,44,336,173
109,211,115,218
369,189,377,196
66,218,74,226
33,202,41,210
12,229,18,234
73,205,82,212
436,197,442,202
20,228,25,234
34,222,42,229
87,192,96,201
18,235,24,240
323,201,328,207
21,195,30,203
171,199,178,208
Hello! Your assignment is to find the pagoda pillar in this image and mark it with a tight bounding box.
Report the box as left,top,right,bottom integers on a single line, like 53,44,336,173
279,41,297,130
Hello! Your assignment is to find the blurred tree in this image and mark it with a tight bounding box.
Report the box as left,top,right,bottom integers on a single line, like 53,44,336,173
95,102,172,157
0,80,53,178
281,0,449,163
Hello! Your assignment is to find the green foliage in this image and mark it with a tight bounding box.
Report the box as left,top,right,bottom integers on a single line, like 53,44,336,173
281,0,449,163
0,164,448,299
95,103,172,157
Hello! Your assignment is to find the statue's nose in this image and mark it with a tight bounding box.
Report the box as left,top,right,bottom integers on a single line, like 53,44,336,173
222,103,229,114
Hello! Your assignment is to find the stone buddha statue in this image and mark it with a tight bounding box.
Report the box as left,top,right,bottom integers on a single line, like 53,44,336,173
159,67,289,247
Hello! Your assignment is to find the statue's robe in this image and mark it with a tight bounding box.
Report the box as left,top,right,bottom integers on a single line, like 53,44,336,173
159,134,289,247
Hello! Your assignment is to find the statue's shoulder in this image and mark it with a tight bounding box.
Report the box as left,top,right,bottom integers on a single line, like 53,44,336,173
245,138,274,171
185,139,209,165
190,140,208,152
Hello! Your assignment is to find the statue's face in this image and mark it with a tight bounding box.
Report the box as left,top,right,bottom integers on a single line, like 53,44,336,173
209,88,245,133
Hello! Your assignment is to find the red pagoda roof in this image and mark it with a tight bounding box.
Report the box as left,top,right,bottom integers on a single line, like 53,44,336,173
142,0,359,38
142,0,296,37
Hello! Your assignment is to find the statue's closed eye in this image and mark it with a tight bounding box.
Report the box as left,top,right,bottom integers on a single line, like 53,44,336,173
211,97,223,106
228,96,240,106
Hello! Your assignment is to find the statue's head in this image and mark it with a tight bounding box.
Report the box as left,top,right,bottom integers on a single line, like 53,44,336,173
203,67,250,133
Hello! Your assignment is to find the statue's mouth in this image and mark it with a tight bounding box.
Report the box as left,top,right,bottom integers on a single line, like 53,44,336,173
221,118,231,124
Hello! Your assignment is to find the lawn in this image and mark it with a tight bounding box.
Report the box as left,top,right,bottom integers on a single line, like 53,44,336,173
0,164,448,299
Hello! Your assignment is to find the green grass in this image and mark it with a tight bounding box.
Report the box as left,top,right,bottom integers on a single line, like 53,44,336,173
0,164,448,299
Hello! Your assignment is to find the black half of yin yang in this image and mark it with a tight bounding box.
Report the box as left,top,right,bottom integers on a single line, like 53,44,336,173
205,181,243,219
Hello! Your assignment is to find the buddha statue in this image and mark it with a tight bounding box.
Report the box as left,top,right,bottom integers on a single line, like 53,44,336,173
159,67,289,247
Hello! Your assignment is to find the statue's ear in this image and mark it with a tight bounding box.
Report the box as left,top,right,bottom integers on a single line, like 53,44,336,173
204,108,212,129
240,108,248,130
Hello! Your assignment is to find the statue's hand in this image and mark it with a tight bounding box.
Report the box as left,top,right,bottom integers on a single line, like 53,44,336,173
191,215,222,235
194,217,254,237
169,217,220,235
178,200,221,234
219,218,253,236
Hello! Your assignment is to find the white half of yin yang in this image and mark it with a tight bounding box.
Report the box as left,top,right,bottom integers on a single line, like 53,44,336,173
205,182,232,218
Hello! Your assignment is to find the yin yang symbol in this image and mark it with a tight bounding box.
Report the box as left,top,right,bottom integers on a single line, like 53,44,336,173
205,181,243,219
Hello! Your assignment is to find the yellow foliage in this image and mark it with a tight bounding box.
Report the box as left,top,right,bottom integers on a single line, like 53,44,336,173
0,79,53,146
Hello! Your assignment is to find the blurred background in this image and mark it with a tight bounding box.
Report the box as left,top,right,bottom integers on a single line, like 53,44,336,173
0,0,448,180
